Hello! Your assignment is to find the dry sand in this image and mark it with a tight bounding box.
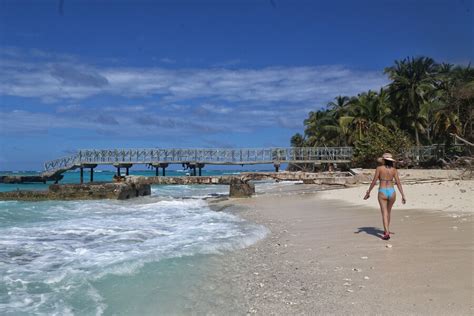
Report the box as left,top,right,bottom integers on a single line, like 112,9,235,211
195,175,473,315
319,179,474,215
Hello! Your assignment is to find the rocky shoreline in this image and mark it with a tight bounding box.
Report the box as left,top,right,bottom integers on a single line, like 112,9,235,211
0,182,151,201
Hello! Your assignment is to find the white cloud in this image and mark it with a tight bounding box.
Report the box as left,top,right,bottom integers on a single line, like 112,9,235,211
0,51,389,105
0,48,390,138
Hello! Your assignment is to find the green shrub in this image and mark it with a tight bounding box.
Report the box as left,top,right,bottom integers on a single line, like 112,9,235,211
353,125,412,168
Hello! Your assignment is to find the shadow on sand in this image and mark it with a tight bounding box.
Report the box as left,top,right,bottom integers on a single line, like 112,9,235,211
354,227,384,239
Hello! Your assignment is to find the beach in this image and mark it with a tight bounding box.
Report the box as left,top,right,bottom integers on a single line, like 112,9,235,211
1,170,472,314
199,173,473,315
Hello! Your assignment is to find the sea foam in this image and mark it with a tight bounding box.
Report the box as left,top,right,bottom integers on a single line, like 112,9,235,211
0,187,267,315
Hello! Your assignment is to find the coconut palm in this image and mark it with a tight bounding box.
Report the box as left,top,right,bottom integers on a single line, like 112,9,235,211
338,89,397,142
384,57,438,145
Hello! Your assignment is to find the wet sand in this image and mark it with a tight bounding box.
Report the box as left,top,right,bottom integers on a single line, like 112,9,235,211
199,181,473,315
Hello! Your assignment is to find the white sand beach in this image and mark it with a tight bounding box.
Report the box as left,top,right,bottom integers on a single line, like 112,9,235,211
196,170,473,315
319,178,474,215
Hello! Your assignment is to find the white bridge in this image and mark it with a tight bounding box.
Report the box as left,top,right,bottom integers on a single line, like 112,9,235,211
41,145,456,183
43,147,353,180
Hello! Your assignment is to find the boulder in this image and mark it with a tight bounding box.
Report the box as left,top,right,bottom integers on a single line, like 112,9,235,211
229,179,255,198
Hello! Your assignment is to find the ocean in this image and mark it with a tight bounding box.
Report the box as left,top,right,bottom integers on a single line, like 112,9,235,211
0,170,270,315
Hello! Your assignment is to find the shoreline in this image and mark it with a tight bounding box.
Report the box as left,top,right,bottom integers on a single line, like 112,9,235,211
201,177,473,315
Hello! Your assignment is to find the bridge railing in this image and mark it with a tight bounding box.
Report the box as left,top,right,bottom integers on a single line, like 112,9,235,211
43,154,80,173
43,147,354,173
74,147,354,164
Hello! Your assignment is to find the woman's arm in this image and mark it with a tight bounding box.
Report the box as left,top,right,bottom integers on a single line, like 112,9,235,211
394,169,406,204
364,167,379,200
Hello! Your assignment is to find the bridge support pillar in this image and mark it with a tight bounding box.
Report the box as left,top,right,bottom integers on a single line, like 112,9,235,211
80,167,84,184
82,164,98,183
188,163,197,176
113,163,132,177
274,162,280,173
197,163,205,176
155,167,159,176
159,163,169,177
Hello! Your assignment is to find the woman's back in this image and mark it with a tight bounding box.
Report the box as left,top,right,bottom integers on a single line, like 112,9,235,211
378,165,395,188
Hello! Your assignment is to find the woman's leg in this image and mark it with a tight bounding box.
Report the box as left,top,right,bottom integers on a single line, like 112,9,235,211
387,192,396,229
378,192,389,233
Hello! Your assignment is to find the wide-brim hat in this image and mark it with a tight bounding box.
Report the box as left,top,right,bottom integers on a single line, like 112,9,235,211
382,153,396,162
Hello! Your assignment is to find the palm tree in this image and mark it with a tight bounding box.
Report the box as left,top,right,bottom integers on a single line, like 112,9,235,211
338,90,396,142
384,57,439,145
290,133,305,147
433,107,461,141
327,95,350,116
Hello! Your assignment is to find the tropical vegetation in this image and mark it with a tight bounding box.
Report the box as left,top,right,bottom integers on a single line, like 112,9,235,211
291,57,474,165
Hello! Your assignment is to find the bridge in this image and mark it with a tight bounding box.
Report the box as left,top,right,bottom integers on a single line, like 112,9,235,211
42,147,353,183
39,145,461,184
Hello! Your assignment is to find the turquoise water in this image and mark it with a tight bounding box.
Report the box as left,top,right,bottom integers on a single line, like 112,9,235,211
0,170,269,315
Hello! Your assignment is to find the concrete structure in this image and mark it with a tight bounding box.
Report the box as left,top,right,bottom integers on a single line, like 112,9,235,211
0,182,151,201
0,174,63,184
124,171,356,198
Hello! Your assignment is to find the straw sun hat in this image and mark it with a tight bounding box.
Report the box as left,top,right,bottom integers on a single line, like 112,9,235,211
381,153,396,162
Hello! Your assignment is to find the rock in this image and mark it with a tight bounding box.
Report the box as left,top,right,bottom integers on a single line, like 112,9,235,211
386,244,393,248
0,182,151,201
229,179,255,198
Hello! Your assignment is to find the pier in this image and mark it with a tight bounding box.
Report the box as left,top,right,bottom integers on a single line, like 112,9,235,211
42,147,354,182
38,145,456,183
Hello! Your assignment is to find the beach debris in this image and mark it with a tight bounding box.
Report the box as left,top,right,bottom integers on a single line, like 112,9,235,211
253,272,259,275
360,256,368,260
343,282,352,286
352,268,362,272
363,276,370,280
346,289,354,293
386,244,393,248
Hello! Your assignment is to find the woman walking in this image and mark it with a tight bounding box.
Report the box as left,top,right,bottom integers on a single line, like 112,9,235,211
364,153,406,240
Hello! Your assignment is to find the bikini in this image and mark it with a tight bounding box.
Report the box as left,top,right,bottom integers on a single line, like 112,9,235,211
378,178,395,199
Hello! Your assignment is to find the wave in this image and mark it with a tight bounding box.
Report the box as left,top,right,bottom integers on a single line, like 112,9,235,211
0,196,267,315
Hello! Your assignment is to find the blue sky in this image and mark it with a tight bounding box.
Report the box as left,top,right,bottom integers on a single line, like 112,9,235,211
0,0,472,170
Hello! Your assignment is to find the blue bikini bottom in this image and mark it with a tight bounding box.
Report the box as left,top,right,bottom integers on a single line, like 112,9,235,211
379,187,395,199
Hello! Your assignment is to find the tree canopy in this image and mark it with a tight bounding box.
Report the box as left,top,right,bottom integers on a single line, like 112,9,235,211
291,57,473,161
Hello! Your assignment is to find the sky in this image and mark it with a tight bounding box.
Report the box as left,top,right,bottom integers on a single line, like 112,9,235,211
0,0,472,170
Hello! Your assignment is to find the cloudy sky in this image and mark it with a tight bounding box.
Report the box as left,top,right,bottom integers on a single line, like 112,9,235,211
0,0,472,170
